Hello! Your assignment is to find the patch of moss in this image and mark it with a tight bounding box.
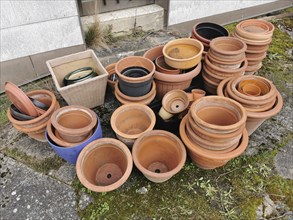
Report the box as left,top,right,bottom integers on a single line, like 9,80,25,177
3,147,64,174
0,94,10,127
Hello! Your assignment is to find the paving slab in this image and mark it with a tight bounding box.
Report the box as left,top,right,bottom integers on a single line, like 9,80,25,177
274,141,293,180
0,153,79,220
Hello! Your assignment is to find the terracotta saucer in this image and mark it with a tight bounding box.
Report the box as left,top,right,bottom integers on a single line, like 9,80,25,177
5,82,39,117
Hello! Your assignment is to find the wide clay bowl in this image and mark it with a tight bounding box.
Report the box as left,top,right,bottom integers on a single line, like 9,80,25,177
163,38,203,69
180,115,248,169
110,103,156,147
162,89,189,114
155,55,181,74
132,130,186,183
76,138,133,192
50,105,97,143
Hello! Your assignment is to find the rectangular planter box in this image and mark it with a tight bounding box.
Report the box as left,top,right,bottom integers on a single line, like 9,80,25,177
46,49,108,108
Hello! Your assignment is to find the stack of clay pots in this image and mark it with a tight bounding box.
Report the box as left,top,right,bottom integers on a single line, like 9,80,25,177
191,22,229,56
143,38,203,98
217,75,283,136
232,19,274,74
202,37,248,94
180,96,249,169
114,56,156,105
111,103,156,147
5,82,60,142
46,105,103,164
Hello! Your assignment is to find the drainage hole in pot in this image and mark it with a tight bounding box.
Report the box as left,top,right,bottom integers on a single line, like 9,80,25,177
176,105,179,108
155,169,161,173
107,173,112,179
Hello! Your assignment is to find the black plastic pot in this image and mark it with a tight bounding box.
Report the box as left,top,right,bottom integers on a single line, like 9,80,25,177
118,66,152,97
63,67,97,86
194,22,229,41
29,97,49,111
10,104,36,121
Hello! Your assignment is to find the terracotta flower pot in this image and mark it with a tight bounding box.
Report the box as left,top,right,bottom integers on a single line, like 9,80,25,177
7,90,60,142
235,19,274,41
50,106,97,143
232,31,272,46
189,89,206,102
76,138,133,192
180,115,249,169
114,81,156,105
207,52,245,69
161,89,189,114
217,76,283,135
189,96,247,134
163,38,204,69
106,63,118,92
155,55,181,74
209,37,247,61
110,103,156,147
143,46,202,98
132,130,186,183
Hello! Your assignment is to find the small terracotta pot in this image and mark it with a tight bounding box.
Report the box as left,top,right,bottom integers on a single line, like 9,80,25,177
163,38,204,69
132,130,186,183
161,89,189,114
189,89,206,101
76,138,133,192
144,46,202,98
155,55,180,74
7,90,60,142
110,103,156,147
50,106,97,143
106,63,118,92
180,116,249,169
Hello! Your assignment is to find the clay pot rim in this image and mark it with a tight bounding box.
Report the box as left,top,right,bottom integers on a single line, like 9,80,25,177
187,113,245,139
192,22,229,44
190,96,247,131
110,103,156,139
236,19,274,38
155,55,181,74
115,81,156,102
245,63,263,72
203,64,243,81
185,118,241,151
202,71,219,87
230,76,276,102
246,45,269,54
6,90,57,126
180,115,248,159
143,45,164,62
162,38,204,63
13,118,47,133
51,105,97,135
162,89,189,114
246,52,267,61
5,82,40,117
132,130,186,178
217,77,283,118
207,52,246,65
114,83,156,105
232,31,272,46
205,55,248,74
76,138,133,192
115,56,155,83
106,63,117,85
209,37,247,55
154,62,202,82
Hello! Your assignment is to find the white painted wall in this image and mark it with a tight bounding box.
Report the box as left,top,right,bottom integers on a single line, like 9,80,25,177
168,0,278,26
0,0,84,62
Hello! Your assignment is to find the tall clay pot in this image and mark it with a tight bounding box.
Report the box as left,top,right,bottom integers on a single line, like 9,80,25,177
76,138,133,192
132,130,186,183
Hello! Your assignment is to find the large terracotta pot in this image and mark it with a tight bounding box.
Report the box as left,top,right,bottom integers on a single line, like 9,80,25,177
110,103,156,147
163,38,204,69
132,130,186,183
7,90,60,142
76,138,132,192
217,76,283,135
143,46,202,98
180,116,249,169
50,106,97,143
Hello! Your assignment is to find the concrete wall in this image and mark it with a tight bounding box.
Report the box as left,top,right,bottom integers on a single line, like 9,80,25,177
0,0,85,91
167,0,278,26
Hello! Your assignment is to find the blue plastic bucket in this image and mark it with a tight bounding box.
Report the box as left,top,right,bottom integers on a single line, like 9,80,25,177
46,117,103,164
